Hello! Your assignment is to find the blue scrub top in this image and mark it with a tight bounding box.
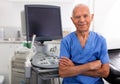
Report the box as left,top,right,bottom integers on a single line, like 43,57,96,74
60,31,109,84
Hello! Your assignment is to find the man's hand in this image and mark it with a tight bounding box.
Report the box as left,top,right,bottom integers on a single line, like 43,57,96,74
59,57,102,78
88,60,102,70
59,57,74,66
59,57,78,77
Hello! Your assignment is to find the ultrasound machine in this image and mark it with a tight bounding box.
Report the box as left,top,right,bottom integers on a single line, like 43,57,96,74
24,4,63,84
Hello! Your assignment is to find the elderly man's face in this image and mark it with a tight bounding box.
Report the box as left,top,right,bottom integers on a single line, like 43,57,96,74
71,6,93,33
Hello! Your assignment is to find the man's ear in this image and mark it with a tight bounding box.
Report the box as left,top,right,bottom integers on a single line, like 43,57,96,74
91,14,94,21
71,17,74,23
71,17,73,21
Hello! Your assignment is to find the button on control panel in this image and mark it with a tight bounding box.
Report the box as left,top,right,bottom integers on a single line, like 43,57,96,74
38,56,59,65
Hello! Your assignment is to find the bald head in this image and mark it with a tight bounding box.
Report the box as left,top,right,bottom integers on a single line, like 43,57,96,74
71,4,94,33
72,4,90,17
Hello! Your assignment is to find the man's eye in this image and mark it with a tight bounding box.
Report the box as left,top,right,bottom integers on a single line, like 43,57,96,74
84,14,88,18
74,16,80,19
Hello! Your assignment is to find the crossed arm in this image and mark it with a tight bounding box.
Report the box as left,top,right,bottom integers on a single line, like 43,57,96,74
59,57,110,78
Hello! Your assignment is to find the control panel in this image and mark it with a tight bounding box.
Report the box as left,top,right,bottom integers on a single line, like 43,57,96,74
31,42,60,69
31,52,59,69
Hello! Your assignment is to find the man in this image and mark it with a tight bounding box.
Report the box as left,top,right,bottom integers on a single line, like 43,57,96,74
59,4,110,84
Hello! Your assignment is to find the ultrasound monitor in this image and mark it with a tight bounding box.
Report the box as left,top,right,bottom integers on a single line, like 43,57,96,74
25,5,63,44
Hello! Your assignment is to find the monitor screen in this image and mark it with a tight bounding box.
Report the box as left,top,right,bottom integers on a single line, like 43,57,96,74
25,5,63,43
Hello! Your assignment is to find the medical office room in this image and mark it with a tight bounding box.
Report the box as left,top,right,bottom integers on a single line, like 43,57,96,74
0,0,120,84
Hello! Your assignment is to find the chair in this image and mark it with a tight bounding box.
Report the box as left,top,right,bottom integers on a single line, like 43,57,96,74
104,49,120,84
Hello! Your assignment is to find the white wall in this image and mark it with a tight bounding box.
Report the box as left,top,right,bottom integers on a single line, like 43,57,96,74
0,0,120,49
0,0,75,31
103,0,120,49
0,0,22,28
94,0,120,49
